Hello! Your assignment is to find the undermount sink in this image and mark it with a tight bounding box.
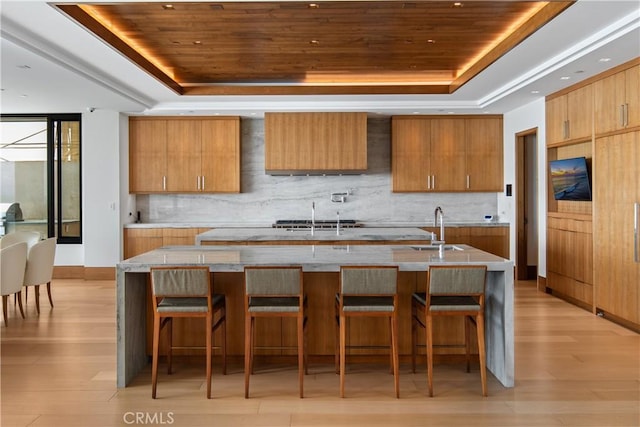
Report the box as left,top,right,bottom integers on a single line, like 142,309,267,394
411,245,463,251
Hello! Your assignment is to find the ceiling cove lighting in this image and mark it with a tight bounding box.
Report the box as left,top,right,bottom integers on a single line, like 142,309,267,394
457,2,548,78
79,4,176,80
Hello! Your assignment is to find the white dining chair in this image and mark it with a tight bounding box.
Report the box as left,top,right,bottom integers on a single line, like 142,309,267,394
23,237,57,313
1,242,28,326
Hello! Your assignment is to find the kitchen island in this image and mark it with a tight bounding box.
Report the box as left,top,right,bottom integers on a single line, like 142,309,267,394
117,243,514,390
196,226,436,245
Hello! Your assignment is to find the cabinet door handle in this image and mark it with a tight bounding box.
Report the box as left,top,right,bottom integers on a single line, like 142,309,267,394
201,175,205,191
162,176,166,191
624,103,629,127
466,175,470,189
620,104,626,127
634,202,639,263
432,175,436,190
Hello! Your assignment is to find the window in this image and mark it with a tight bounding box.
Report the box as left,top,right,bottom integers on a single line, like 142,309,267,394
0,114,82,243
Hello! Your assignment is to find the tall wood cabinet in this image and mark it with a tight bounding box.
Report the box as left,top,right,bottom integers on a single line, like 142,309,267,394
129,116,240,193
546,57,639,330
594,131,639,325
392,115,503,192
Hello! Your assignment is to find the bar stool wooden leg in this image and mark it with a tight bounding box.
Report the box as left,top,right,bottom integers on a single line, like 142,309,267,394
206,312,213,399
151,313,161,399
339,313,347,398
298,314,304,398
477,312,488,397
244,314,252,398
465,316,471,373
391,313,399,398
426,312,434,398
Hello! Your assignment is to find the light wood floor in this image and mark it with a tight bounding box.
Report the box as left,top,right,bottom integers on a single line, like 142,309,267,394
1,279,639,427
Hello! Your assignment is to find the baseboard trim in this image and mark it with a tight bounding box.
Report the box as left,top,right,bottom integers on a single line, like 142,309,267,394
537,275,546,292
53,266,115,281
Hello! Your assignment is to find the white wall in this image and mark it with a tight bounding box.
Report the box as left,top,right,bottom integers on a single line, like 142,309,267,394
500,98,547,277
79,109,121,267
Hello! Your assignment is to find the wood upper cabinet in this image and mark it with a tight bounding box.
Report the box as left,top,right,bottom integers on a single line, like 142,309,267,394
129,117,240,193
264,112,367,173
430,119,466,191
546,84,593,145
392,116,503,192
594,63,640,134
129,119,167,193
594,131,639,325
391,117,430,191
465,117,503,191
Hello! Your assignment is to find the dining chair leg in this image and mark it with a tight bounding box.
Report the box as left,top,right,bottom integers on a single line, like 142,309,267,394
339,313,347,398
46,281,54,308
2,296,8,326
34,285,41,314
16,291,25,318
206,313,213,399
151,314,161,399
426,313,434,397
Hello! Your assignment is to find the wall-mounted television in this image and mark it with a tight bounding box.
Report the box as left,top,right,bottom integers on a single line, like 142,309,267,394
549,156,592,201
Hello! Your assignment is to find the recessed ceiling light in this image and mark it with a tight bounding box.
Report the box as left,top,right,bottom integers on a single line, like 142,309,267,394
531,90,540,94
560,76,571,80
599,57,612,62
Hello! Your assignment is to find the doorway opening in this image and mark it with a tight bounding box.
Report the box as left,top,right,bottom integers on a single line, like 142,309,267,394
516,129,538,281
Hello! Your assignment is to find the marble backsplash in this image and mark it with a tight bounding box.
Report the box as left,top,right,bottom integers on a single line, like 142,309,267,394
136,118,499,226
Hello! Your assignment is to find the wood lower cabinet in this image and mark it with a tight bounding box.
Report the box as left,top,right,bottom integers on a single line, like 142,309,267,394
546,215,593,307
392,116,503,192
594,132,640,326
130,117,240,193
123,227,211,259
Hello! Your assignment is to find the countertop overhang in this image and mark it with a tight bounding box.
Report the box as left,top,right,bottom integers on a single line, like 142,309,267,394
118,244,511,273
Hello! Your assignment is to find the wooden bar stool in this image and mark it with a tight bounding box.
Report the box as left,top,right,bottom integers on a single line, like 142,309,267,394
411,265,488,397
335,266,399,398
244,266,307,398
150,266,226,399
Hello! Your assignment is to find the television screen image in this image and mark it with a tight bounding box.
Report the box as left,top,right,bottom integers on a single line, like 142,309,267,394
549,157,592,201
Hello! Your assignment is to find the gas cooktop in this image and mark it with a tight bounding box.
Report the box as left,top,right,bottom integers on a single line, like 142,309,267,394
273,219,361,229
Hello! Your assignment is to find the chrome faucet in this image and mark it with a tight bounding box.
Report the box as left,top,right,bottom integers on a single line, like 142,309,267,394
311,202,315,236
434,206,445,244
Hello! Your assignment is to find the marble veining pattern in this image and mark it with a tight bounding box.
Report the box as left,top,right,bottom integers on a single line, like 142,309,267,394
135,119,499,225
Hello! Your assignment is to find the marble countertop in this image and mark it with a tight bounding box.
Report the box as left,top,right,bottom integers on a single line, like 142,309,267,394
124,221,508,229
195,227,436,243
118,244,511,272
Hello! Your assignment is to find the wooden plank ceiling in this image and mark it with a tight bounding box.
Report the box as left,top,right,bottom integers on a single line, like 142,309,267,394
56,1,573,96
